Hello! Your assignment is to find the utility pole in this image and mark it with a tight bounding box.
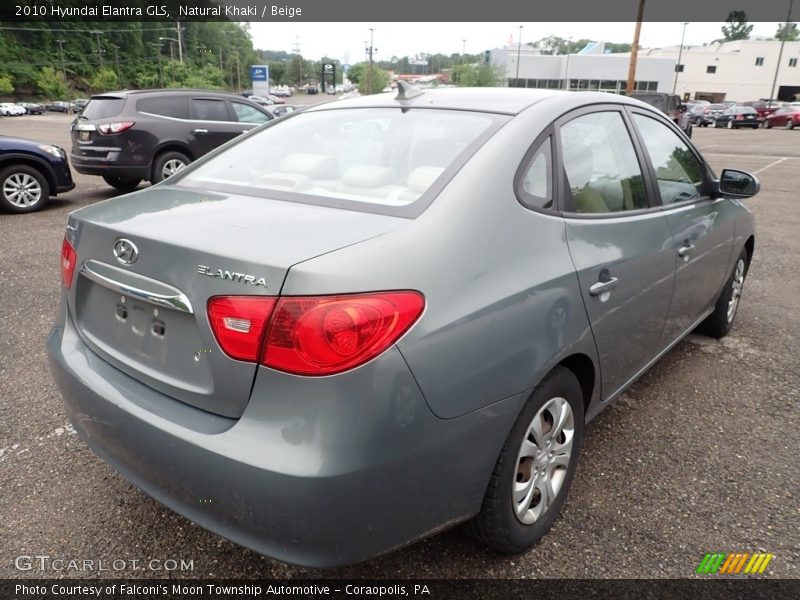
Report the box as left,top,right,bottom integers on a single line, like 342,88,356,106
672,22,688,94
462,39,466,65
56,39,67,86
769,0,794,107
113,45,121,86
515,25,523,86
92,30,104,67
367,28,375,94
626,0,646,94
175,20,184,63
235,51,241,92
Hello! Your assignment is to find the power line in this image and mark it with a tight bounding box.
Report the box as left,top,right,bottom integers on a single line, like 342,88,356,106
0,26,175,32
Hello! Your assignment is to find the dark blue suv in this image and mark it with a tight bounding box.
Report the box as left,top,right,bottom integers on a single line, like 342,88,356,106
0,135,74,213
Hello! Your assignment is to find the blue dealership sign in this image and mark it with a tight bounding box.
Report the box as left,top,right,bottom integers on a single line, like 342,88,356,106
251,66,268,82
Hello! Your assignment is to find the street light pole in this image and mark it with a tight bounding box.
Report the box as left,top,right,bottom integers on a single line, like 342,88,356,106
175,20,184,64
515,25,523,86
672,22,688,94
56,39,67,86
769,0,794,107
367,28,375,94
462,39,466,65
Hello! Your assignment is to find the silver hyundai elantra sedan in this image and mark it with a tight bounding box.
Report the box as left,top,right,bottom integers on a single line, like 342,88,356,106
48,86,759,567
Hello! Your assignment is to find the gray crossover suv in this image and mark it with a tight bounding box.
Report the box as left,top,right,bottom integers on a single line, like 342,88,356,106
70,89,273,191
48,87,758,567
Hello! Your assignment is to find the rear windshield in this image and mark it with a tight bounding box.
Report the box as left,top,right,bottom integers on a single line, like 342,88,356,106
82,97,126,120
176,108,504,215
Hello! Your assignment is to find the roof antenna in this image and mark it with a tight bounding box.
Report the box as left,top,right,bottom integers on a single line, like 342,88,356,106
396,80,424,100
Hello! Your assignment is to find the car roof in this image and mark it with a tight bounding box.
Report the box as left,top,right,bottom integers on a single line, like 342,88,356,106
307,87,652,116
89,89,247,99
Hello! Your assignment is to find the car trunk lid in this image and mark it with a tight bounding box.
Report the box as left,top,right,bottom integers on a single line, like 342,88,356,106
66,185,406,418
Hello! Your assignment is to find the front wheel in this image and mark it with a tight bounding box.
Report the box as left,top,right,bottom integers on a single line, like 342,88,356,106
786,120,795,130
466,366,584,553
765,120,772,129
727,119,734,129
0,165,50,213
698,248,749,339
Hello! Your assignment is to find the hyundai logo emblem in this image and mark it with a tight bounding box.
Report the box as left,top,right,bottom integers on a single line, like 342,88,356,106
113,238,139,265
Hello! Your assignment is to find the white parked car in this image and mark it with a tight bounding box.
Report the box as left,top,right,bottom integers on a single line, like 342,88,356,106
0,103,26,116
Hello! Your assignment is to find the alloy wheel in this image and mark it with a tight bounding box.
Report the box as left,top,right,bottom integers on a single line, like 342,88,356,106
726,258,745,323
2,172,42,208
162,159,187,180
513,396,575,525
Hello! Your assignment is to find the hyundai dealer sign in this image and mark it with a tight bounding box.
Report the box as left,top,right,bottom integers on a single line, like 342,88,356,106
251,65,269,96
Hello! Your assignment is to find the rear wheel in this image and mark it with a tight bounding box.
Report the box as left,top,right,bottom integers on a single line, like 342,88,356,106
698,248,749,339
151,151,189,184
727,119,734,129
786,119,795,130
765,120,772,129
102,176,141,191
0,165,50,213
467,366,584,553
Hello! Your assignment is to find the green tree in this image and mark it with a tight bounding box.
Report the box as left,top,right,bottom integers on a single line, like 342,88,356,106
36,67,66,99
722,11,753,41
0,74,13,95
452,63,504,87
348,62,388,94
90,68,119,92
776,22,799,41
347,62,365,85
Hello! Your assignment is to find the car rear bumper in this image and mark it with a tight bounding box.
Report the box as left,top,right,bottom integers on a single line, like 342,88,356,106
47,300,522,567
70,154,150,180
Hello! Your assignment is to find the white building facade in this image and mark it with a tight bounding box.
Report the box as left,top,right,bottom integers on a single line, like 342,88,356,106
491,44,675,94
641,40,800,102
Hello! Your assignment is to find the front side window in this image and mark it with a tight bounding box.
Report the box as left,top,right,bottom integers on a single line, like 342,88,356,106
177,108,502,211
231,102,272,124
559,111,648,214
633,114,706,205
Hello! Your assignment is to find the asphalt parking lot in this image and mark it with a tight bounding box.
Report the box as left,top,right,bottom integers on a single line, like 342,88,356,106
1,115,798,580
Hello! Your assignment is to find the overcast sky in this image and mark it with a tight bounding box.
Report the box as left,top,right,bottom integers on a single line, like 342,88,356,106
249,22,785,64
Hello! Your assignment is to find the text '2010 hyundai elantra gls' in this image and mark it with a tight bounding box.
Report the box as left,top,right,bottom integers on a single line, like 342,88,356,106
48,85,759,567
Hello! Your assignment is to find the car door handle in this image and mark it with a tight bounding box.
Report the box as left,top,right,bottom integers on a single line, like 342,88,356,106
192,128,208,134
678,243,695,257
589,277,619,296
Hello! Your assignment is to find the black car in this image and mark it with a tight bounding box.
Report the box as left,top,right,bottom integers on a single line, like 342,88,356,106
17,102,45,115
70,89,274,190
714,106,760,129
628,92,692,137
45,101,72,113
0,135,75,213
695,103,727,127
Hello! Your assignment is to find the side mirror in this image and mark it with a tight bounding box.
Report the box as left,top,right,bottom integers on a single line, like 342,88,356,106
717,169,760,199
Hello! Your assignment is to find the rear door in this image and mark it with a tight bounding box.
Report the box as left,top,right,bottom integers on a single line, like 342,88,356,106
629,110,734,344
188,97,246,157
559,107,676,399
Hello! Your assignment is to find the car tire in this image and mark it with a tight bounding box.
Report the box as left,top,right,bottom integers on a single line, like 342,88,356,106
151,151,190,184
786,120,794,130
466,366,584,554
727,120,734,129
765,120,772,129
0,164,50,213
698,248,749,339
102,176,142,191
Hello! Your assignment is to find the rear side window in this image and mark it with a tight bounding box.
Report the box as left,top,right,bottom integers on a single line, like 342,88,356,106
560,111,648,214
518,136,553,209
190,99,230,121
81,98,125,120
136,95,189,119
177,108,501,212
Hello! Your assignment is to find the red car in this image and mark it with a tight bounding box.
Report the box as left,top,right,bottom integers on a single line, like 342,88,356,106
764,106,800,129
742,101,782,123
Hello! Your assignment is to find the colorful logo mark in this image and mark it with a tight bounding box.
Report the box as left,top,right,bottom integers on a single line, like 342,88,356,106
696,552,774,574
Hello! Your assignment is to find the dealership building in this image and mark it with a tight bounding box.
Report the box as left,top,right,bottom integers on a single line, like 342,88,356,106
492,39,800,102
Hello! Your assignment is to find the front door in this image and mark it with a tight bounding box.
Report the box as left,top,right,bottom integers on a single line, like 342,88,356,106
558,109,676,399
188,97,245,157
629,112,734,344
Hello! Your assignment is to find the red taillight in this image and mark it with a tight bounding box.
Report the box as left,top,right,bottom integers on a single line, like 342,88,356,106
208,296,277,362
97,121,135,135
263,292,425,375
60,237,77,289
206,292,425,374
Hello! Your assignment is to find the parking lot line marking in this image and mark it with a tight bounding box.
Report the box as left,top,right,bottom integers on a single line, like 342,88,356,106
752,157,790,175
